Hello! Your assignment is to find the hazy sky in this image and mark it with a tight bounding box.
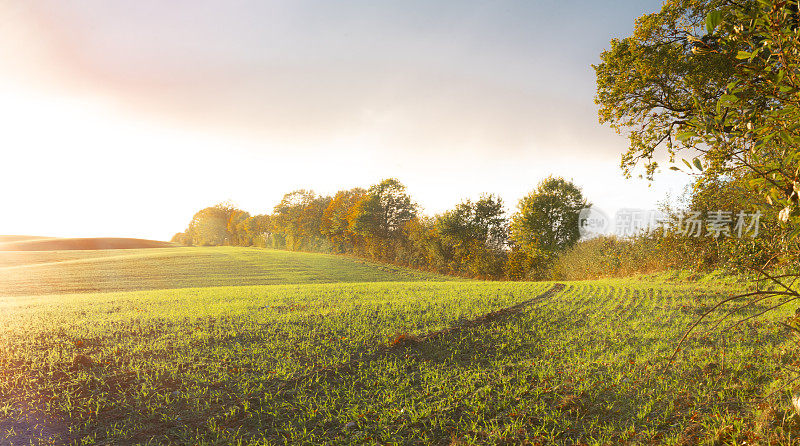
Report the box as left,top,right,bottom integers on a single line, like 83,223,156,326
0,0,688,241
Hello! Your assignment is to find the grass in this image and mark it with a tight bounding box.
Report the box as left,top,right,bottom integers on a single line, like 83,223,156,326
1,246,799,444
0,246,454,296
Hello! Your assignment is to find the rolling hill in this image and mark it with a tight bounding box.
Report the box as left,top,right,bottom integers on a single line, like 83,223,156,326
0,245,455,296
0,236,175,251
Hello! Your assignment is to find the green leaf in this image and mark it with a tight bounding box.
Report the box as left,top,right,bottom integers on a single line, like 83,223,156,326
693,158,703,171
780,131,797,145
675,130,696,142
706,11,722,34
718,94,739,107
682,159,693,169
736,50,751,59
669,166,681,171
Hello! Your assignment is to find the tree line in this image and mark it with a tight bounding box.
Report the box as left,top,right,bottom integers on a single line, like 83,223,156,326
172,177,588,280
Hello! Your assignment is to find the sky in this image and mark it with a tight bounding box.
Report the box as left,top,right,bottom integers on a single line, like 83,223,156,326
0,0,690,241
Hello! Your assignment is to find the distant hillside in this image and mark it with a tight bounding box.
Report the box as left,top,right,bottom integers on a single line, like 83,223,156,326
0,235,50,243
0,237,175,251
0,246,455,296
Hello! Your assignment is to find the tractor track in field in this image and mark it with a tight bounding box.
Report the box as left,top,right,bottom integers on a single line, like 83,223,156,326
271,283,566,390
183,283,567,444
388,282,566,348
237,283,567,442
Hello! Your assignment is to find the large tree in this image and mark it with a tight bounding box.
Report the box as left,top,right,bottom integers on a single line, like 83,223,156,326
594,0,737,180
597,1,800,374
510,177,588,257
187,203,240,246
352,179,416,240
438,195,508,251
596,0,800,255
437,194,509,278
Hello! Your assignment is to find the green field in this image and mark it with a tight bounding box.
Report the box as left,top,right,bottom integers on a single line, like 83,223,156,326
0,246,453,296
0,246,798,444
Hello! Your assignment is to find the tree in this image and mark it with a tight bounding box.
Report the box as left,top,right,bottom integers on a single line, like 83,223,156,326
437,194,508,251
596,0,800,255
321,188,366,253
510,177,588,277
402,216,447,271
187,203,240,246
271,190,331,251
302,194,333,251
237,214,271,247
349,179,416,260
436,195,508,278
271,190,315,250
352,179,416,240
697,0,800,235
226,208,251,246
594,0,737,180
170,232,192,246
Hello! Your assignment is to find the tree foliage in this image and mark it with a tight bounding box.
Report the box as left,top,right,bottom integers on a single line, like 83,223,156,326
271,190,331,251
351,179,416,240
597,0,800,266
238,214,271,247
321,188,366,254
437,195,508,252
175,177,591,280
510,177,588,259
594,0,735,180
187,203,241,246
436,195,509,278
